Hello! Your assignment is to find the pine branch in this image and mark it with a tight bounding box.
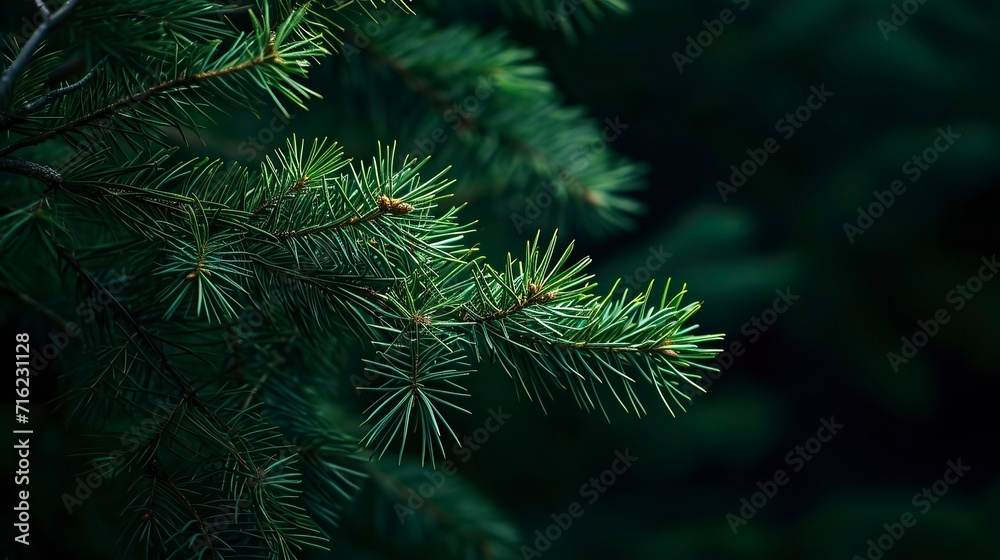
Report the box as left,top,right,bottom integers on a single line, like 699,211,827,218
0,57,106,129
353,17,646,233
359,324,472,467
0,0,80,104
55,244,194,393
29,0,234,67
463,232,722,418
0,2,725,558
0,40,289,156
21,55,104,113
1,1,330,158
355,231,721,460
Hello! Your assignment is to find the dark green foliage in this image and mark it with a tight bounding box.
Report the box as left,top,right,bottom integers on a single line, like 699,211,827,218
336,13,647,235
0,1,720,558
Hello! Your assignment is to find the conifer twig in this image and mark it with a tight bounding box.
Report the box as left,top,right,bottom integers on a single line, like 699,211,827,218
21,56,106,114
0,0,81,104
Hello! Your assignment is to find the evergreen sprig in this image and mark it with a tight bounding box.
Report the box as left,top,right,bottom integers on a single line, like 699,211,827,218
462,232,721,418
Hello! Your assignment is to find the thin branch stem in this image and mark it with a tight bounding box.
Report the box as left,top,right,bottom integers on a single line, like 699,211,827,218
273,207,385,240
251,176,309,215
55,246,255,473
522,335,678,356
271,195,413,239
0,156,62,186
22,56,106,114
53,245,193,392
0,0,80,105
242,371,270,410
466,284,556,323
158,466,219,559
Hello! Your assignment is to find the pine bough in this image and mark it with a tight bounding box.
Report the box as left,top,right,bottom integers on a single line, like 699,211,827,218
0,1,722,558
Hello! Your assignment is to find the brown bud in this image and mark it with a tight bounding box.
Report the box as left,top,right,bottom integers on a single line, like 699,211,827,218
377,195,414,215
657,341,678,357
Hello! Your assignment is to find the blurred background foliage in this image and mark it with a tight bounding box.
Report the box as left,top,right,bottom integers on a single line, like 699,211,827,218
3,0,998,558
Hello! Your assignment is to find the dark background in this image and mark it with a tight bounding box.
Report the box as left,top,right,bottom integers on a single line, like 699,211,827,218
439,1,1000,558
3,0,999,558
